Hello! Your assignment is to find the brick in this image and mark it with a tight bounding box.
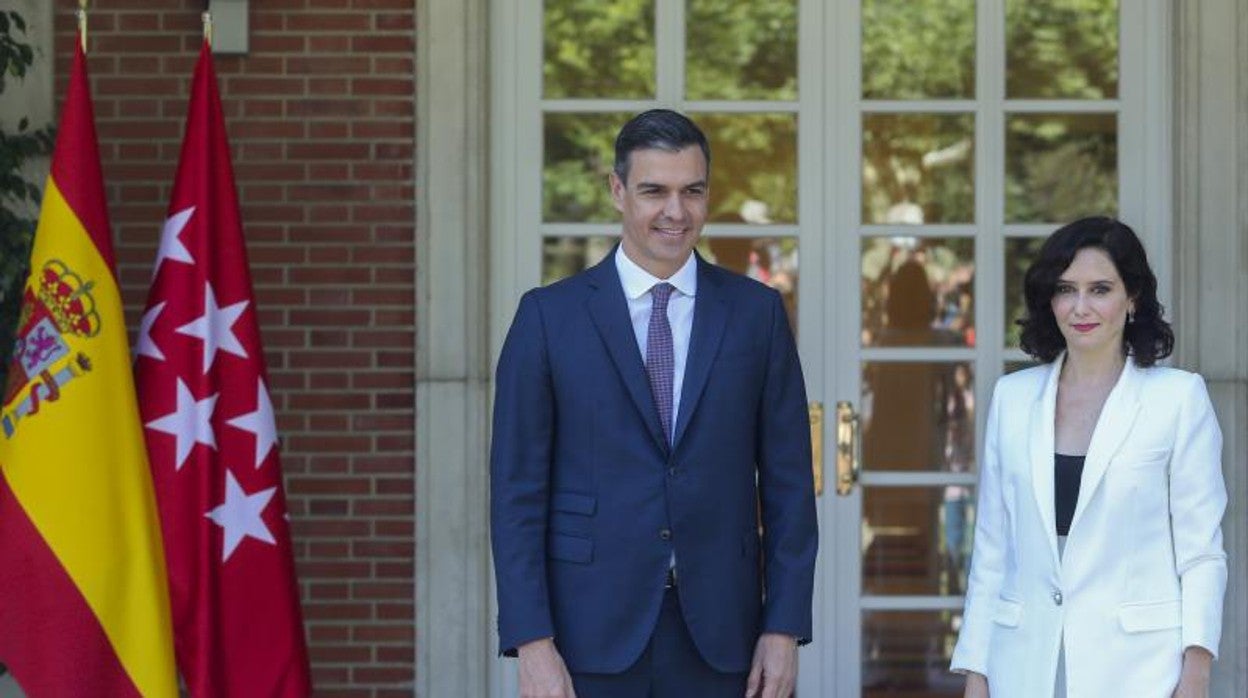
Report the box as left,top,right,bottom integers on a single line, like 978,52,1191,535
288,13,371,32
353,499,414,517
311,645,373,663
351,35,414,53
289,474,373,495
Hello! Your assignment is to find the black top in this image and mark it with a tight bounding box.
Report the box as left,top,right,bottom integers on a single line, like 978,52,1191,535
1054,453,1085,536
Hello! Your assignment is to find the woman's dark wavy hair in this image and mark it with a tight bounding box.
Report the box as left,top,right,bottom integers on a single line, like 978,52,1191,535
1018,216,1173,366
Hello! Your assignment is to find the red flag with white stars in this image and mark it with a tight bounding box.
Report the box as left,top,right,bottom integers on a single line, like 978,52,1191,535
135,41,311,697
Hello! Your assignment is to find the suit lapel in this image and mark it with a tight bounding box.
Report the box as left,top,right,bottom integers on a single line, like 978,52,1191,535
672,258,729,449
586,254,669,454
1068,358,1141,534
1029,355,1062,566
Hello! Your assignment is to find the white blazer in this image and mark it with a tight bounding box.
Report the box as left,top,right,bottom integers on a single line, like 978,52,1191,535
950,354,1227,698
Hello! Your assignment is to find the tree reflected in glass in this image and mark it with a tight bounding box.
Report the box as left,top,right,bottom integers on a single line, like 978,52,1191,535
1005,113,1117,223
862,0,975,100
863,113,975,225
1006,0,1118,99
687,0,797,101
694,113,798,224
543,0,656,99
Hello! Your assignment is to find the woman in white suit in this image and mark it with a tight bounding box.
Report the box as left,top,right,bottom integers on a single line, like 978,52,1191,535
952,218,1227,698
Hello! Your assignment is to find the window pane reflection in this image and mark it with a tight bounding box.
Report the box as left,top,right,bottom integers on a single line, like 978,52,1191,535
694,113,798,224
862,362,975,473
1004,236,1046,347
543,112,633,223
863,610,965,697
863,487,973,596
1005,113,1117,223
686,0,797,101
699,237,799,334
863,113,975,224
861,237,974,348
1006,0,1118,99
542,236,616,286
541,236,799,333
862,0,975,99
543,0,656,99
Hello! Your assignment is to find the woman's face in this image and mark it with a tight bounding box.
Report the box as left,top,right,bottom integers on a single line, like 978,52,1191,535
1050,247,1134,359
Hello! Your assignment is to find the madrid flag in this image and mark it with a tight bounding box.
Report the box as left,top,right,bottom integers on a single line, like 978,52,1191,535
135,41,311,696
0,39,179,697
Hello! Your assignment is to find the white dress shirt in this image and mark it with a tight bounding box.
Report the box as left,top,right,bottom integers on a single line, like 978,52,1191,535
614,245,697,443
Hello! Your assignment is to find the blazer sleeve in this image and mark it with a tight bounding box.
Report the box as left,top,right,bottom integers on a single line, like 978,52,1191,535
950,380,1006,676
489,291,557,655
755,289,819,643
1170,373,1228,658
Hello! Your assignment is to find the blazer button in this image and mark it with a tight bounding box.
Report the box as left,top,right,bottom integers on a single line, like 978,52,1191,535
1052,590,1063,606
668,467,679,478
659,528,672,541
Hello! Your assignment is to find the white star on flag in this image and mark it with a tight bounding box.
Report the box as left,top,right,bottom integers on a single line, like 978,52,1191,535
145,377,219,471
152,206,197,278
134,301,167,362
226,378,280,469
205,469,277,563
176,282,249,373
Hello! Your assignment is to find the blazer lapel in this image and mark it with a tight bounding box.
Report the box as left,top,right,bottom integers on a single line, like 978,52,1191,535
672,258,729,450
1029,355,1062,566
1068,358,1141,534
585,254,669,453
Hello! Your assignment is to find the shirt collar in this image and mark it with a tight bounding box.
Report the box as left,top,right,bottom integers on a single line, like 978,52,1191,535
614,245,698,301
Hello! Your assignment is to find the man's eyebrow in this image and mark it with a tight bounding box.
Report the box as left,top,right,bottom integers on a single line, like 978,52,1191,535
633,179,707,190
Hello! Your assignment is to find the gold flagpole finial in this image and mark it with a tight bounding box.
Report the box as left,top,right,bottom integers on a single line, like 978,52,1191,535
202,11,213,46
77,2,88,54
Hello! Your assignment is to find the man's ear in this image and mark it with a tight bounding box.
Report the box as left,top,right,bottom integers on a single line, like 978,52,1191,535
608,171,626,213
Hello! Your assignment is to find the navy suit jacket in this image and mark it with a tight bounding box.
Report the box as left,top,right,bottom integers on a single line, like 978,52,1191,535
490,251,818,674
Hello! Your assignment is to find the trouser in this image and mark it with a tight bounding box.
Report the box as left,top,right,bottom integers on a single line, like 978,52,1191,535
570,586,749,697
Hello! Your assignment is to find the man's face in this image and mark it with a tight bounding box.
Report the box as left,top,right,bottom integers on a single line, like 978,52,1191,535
610,146,708,279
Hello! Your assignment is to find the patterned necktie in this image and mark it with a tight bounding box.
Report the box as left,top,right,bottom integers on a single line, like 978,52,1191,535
646,283,675,445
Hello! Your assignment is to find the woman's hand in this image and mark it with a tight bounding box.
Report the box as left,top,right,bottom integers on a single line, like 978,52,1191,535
963,671,989,698
1172,646,1212,698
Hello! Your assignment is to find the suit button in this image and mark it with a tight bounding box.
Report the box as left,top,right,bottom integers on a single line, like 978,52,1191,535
659,528,672,541
1052,591,1063,606
668,467,678,478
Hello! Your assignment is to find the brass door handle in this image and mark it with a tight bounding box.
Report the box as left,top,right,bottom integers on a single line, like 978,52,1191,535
835,401,861,496
809,402,824,496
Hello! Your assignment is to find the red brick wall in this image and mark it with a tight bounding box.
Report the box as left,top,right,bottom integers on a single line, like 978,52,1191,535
52,1,417,695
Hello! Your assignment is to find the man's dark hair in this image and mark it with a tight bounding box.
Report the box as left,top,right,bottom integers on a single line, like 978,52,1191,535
1018,216,1173,367
613,109,711,185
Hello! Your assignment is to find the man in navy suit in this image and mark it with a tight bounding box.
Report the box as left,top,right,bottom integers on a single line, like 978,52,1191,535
491,110,818,698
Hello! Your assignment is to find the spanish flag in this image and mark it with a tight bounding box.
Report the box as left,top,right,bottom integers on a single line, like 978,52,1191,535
0,38,179,697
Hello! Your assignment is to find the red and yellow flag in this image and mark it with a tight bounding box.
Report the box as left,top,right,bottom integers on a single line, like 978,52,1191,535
0,38,179,697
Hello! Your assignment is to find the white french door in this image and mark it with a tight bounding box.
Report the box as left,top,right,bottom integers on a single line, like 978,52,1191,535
489,1,1170,696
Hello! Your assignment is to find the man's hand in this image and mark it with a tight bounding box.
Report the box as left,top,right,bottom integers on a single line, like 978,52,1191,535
746,632,798,698
1172,646,1212,698
517,638,576,698
962,671,989,698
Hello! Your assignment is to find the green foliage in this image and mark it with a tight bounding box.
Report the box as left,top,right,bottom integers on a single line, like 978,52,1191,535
1,9,55,388
544,0,656,99
862,0,976,100
686,0,796,100
1006,0,1118,99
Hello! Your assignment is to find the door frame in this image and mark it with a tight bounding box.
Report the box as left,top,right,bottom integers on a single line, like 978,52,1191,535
415,1,1248,696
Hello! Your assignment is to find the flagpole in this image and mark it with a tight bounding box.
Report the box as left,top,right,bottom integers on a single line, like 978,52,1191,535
202,11,213,47
77,0,88,54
